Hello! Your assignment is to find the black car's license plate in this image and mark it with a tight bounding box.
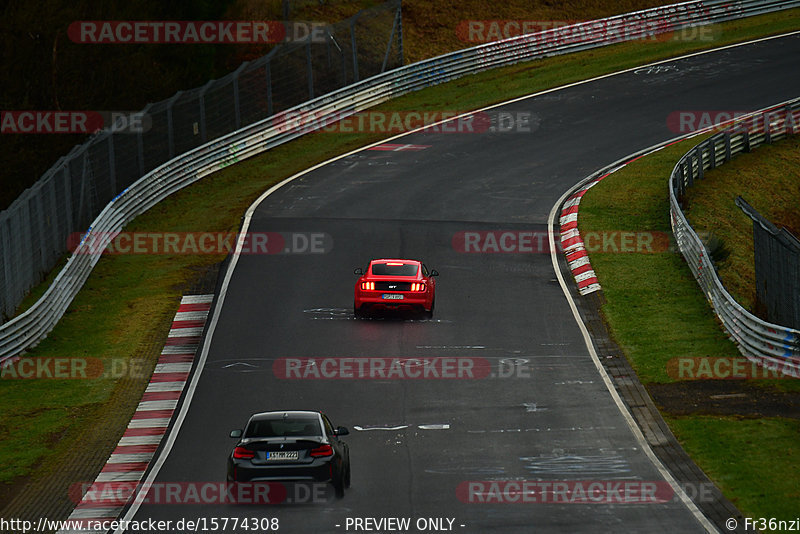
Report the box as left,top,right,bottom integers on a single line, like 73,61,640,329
266,451,299,460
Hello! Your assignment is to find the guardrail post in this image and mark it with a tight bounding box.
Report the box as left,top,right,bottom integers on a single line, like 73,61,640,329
695,146,704,180
708,138,717,169
742,130,751,152
764,114,772,144
724,131,732,162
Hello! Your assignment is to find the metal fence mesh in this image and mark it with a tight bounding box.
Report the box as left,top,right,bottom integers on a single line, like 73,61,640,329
0,0,401,323
736,197,800,330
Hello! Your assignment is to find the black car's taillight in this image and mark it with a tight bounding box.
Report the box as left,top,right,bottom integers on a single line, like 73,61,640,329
310,444,333,457
233,446,255,459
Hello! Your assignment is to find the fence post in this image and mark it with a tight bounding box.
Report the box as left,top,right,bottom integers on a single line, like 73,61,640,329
265,61,274,118
137,104,150,177
166,91,183,159
34,192,47,275
198,80,215,143
307,41,315,99
106,134,117,198
1,216,12,322
350,18,360,82
62,165,73,235
397,0,403,65
232,63,249,129
381,4,402,73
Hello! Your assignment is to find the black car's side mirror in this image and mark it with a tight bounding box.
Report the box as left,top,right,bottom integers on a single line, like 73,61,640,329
354,268,363,275
334,426,350,436
229,429,243,438
430,270,439,277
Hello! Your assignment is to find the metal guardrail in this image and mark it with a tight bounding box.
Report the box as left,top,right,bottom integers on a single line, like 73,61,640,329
0,0,403,324
669,98,800,376
2,0,799,362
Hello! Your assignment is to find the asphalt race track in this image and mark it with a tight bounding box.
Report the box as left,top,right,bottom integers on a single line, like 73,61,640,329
127,35,800,533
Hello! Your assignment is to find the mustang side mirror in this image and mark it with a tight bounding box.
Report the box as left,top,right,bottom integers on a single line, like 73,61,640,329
335,426,350,436
229,429,243,438
430,270,439,277
353,268,363,275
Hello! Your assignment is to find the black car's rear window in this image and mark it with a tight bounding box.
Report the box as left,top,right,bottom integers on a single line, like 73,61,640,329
371,263,418,276
246,416,322,438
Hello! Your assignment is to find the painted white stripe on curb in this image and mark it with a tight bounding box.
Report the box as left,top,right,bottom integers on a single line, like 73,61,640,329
145,382,186,393
127,418,171,429
95,471,145,482
168,327,205,337
180,295,214,304
153,362,193,374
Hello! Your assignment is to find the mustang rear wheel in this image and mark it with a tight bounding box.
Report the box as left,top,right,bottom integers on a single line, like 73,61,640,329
424,298,435,319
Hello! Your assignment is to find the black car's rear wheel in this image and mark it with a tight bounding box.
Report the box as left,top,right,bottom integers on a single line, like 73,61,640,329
333,473,345,498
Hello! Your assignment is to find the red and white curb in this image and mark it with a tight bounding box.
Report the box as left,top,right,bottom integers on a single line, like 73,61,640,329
59,294,214,532
560,177,607,296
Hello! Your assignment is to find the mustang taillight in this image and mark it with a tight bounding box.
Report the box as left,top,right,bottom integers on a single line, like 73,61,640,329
361,281,375,290
310,444,333,457
233,446,255,459
411,282,426,292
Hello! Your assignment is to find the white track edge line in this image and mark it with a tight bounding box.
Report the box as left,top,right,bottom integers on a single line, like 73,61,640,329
115,31,800,532
547,141,720,534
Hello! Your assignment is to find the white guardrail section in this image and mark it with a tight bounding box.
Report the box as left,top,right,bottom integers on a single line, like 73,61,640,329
669,98,800,376
1,0,799,362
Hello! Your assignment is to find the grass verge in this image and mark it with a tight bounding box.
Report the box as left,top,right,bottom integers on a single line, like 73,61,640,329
2,4,800,514
684,134,800,312
578,136,800,518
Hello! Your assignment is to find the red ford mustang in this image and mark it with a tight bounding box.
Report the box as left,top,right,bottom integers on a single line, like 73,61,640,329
354,259,438,318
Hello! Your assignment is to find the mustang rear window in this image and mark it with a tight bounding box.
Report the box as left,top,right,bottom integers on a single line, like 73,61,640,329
371,263,418,276
246,417,322,438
